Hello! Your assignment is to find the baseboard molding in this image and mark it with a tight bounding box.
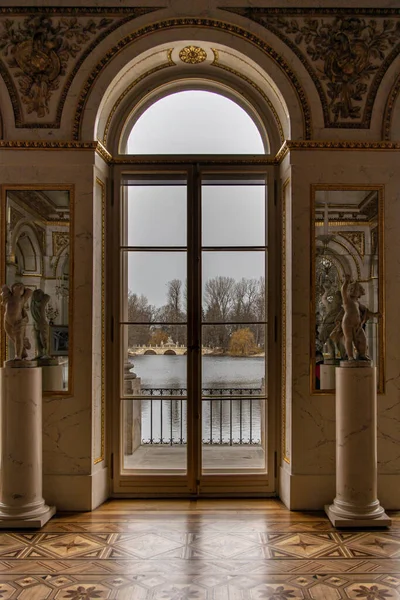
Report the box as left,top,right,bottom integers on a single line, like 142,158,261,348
279,469,335,510
44,467,109,511
92,466,109,510
279,469,400,510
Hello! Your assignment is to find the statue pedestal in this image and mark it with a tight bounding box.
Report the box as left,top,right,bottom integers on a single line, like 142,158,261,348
42,365,64,392
320,364,336,390
0,366,55,528
325,364,390,528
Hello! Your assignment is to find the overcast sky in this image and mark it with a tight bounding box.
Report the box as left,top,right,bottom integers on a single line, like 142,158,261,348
125,91,266,308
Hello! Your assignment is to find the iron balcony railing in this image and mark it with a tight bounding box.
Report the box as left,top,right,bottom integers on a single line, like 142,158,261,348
136,388,264,446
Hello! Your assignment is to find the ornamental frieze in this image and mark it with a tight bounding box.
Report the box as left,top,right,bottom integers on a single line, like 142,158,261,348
223,8,400,129
0,8,161,128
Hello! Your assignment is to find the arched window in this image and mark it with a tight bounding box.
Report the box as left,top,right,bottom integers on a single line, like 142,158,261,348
126,90,267,154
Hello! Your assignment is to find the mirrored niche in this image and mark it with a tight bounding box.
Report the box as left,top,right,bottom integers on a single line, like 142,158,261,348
311,186,384,394
1,186,73,394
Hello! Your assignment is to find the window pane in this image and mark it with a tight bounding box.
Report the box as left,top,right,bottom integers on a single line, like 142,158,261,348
122,251,187,321
122,183,186,247
122,399,187,472
120,325,187,397
202,252,266,322
126,90,266,154
202,328,266,391
202,184,266,247
202,398,266,471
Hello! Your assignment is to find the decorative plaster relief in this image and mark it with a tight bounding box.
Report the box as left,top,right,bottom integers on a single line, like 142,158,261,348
224,8,400,129
73,19,312,141
0,8,161,128
179,45,207,64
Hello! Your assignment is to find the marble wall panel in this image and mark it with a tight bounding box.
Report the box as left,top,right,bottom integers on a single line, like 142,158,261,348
0,149,96,477
288,151,400,482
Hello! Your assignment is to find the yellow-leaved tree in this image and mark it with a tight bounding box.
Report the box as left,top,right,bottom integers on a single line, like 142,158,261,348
229,328,257,356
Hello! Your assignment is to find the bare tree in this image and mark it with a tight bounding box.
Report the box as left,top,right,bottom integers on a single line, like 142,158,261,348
203,276,235,350
127,292,155,346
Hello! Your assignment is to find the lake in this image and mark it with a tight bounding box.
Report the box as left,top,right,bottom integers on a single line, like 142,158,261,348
131,354,265,389
128,355,265,445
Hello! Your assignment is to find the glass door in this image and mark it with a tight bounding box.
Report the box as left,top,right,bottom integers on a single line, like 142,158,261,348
112,165,275,496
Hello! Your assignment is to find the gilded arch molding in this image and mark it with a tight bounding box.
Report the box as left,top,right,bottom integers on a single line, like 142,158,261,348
383,73,400,140
224,7,400,130
102,47,285,151
73,18,312,141
0,7,161,129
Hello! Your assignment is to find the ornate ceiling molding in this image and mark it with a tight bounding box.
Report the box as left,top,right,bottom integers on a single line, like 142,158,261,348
223,7,400,130
73,18,312,140
0,8,162,129
383,73,400,140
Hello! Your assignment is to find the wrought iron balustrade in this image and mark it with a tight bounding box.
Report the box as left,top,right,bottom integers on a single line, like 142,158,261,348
140,387,262,396
136,388,263,447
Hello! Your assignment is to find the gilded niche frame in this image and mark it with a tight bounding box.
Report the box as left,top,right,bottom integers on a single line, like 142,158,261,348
0,184,74,396
310,184,385,395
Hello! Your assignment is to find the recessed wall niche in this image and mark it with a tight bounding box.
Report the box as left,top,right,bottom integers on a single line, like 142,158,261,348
1,186,73,394
311,185,384,394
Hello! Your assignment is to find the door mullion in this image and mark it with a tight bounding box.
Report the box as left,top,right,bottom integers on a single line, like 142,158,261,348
186,165,202,493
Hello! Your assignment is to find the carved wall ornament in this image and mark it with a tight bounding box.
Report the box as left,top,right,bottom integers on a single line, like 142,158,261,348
224,8,400,128
179,45,207,64
338,231,365,257
73,18,312,140
52,231,69,257
9,206,24,231
0,15,115,118
0,8,161,128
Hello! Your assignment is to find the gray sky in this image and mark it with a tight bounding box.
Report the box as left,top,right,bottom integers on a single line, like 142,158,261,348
127,90,265,154
125,91,266,308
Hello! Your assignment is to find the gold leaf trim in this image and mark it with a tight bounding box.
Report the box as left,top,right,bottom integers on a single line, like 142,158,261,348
179,45,207,64
102,50,175,146
72,18,312,140
281,177,290,465
211,48,284,144
94,177,106,465
383,72,400,140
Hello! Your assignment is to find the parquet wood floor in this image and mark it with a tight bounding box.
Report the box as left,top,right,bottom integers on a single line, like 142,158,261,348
0,500,399,598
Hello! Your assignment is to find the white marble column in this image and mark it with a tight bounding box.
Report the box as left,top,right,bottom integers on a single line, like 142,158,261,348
0,367,55,527
325,364,390,527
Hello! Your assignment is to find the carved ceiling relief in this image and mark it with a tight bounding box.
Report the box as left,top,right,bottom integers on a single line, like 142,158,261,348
224,9,400,128
0,8,159,128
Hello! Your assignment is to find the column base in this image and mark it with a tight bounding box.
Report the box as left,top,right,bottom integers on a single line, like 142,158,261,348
325,504,391,528
0,505,55,529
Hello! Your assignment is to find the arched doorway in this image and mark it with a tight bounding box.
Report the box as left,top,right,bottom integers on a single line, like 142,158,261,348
111,85,278,497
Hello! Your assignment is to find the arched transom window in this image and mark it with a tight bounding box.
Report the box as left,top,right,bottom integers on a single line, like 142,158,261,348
126,90,267,154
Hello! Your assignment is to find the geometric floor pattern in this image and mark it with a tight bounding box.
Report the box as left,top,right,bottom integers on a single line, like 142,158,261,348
0,499,399,598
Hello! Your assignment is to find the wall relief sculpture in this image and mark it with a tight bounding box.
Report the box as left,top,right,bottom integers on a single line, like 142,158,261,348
0,8,160,127
224,8,400,128
0,15,113,118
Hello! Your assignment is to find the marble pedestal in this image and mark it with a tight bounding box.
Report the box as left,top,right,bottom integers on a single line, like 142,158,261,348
0,367,55,528
42,365,64,392
320,364,335,390
325,364,391,528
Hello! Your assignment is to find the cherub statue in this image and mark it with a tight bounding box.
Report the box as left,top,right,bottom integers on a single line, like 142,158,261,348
341,273,379,361
1,282,32,360
318,284,344,358
30,288,50,358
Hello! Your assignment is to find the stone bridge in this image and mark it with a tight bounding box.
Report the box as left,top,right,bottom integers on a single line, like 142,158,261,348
129,345,214,356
